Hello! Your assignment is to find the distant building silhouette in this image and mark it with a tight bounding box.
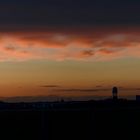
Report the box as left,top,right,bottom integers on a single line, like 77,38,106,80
60,99,64,102
136,95,140,101
112,87,118,100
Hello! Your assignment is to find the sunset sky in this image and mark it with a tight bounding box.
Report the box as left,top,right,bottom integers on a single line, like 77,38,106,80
0,0,140,101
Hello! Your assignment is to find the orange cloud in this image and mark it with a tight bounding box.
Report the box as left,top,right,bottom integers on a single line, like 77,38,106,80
0,26,139,61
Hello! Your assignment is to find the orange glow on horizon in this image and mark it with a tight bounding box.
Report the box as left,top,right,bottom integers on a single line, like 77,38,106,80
0,26,139,99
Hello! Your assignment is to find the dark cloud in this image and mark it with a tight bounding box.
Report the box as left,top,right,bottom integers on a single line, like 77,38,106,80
81,50,94,57
98,48,117,54
57,88,110,92
4,45,17,51
117,87,140,91
135,88,140,91
0,0,139,29
96,85,103,88
40,85,60,88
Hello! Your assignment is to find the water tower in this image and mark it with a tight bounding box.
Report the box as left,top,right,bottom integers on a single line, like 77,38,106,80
112,87,118,100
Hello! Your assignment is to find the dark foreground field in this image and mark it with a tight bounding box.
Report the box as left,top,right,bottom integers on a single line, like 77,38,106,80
0,100,140,140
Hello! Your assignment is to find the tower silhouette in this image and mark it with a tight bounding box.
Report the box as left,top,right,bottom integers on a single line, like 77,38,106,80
112,87,118,100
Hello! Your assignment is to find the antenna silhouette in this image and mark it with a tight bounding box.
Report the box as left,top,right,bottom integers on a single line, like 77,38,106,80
112,86,118,100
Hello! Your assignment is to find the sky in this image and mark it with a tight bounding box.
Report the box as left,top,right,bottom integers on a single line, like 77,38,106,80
0,0,140,101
